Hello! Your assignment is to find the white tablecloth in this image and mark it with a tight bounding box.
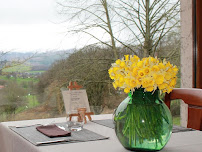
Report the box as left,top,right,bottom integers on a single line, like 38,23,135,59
0,114,202,152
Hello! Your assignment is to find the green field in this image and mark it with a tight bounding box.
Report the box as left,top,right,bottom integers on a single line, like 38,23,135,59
0,75,39,83
173,116,180,126
26,95,39,107
15,95,40,112
27,71,45,74
0,72,40,119
2,64,31,73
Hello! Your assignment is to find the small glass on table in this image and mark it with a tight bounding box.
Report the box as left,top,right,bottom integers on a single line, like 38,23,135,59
66,108,86,131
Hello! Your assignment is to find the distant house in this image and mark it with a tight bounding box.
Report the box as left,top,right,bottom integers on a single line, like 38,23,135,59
0,85,5,89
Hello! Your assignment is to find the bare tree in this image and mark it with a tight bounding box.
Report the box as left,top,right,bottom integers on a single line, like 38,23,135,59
156,27,181,68
1,81,27,114
0,51,36,74
37,46,131,114
0,51,9,74
57,0,123,59
57,0,180,58
114,0,180,57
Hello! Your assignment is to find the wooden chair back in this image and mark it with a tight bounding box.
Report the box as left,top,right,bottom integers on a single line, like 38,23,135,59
165,88,202,130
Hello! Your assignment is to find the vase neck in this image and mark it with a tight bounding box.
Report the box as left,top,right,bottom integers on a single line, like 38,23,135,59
129,88,161,104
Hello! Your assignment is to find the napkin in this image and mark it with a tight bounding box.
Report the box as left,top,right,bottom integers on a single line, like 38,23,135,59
36,124,71,138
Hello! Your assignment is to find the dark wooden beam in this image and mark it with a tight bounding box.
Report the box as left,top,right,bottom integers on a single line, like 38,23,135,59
196,0,202,88
192,0,197,88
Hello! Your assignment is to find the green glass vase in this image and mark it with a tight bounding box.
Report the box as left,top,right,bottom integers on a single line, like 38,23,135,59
114,88,172,151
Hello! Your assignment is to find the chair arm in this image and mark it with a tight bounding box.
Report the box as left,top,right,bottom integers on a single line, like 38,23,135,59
165,88,202,108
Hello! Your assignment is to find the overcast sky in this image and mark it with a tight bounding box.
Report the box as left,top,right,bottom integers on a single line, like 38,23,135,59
0,0,88,52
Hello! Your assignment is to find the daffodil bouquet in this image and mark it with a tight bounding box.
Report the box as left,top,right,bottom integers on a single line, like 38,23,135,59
110,55,177,150
108,55,178,94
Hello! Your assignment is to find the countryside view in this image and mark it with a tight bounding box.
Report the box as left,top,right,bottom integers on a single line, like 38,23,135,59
0,0,180,125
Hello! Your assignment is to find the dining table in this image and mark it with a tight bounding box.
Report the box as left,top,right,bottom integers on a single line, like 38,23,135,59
0,114,202,152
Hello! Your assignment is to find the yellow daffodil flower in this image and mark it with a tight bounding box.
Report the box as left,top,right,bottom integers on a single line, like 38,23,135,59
138,70,145,77
116,59,121,65
143,67,150,75
124,88,130,93
125,55,129,61
145,86,154,92
120,61,126,68
109,55,178,94
137,61,143,68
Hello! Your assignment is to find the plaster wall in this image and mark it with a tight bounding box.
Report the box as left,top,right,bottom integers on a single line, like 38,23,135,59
180,0,193,127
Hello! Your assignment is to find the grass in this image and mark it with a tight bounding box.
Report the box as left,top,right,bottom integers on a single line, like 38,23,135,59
2,64,31,73
12,95,40,114
173,116,180,126
26,95,39,108
0,74,40,121
27,71,45,74
0,75,39,83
